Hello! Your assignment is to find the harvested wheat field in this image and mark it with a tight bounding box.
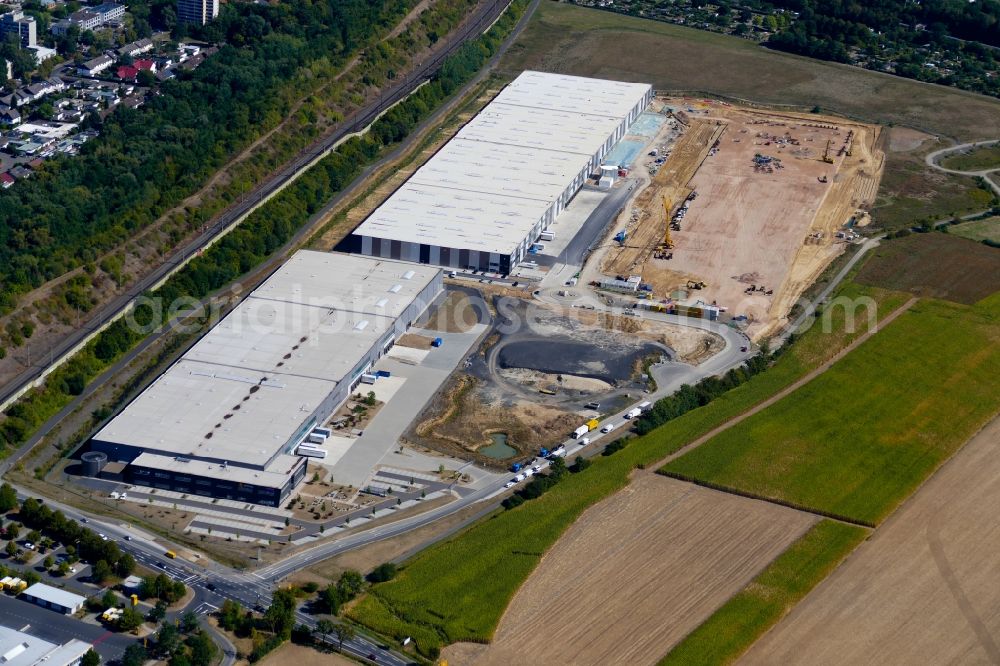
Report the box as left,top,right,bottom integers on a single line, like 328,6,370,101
740,415,1000,666
612,100,882,340
444,475,815,666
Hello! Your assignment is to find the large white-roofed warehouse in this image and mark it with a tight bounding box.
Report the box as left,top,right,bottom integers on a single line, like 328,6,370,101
351,70,653,274
90,251,442,506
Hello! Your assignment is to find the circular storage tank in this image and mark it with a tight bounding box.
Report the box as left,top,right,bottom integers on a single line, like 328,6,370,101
81,451,109,477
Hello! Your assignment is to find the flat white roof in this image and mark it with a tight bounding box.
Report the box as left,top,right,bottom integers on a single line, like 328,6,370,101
95,251,439,470
0,626,90,666
354,71,651,255
22,583,86,609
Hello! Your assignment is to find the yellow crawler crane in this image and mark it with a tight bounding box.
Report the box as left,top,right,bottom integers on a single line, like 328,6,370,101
822,139,834,164
661,196,674,249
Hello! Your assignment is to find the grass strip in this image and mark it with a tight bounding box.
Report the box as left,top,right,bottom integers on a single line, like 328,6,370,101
659,520,868,666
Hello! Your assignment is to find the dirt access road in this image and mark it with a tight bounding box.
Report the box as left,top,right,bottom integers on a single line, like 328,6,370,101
444,475,815,666
739,414,1000,665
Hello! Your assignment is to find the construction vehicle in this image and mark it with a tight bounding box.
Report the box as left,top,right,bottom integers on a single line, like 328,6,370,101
687,280,705,290
657,196,674,251
822,139,834,164
614,230,627,246
818,175,828,183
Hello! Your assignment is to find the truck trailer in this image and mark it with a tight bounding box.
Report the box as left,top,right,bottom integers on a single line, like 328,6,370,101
573,425,589,438
624,408,642,419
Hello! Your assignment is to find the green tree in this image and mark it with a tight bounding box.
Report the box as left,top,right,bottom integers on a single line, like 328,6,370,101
115,553,136,577
264,587,296,638
58,560,70,576
180,611,199,633
336,570,364,599
0,483,17,512
147,600,167,622
332,623,356,651
91,559,112,583
367,562,397,583
185,630,217,666
5,540,16,557
117,606,144,632
218,598,242,631
101,589,117,610
121,644,146,666
155,623,181,657
81,648,101,666
315,618,335,637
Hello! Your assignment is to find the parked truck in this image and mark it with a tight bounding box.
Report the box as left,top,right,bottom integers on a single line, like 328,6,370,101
573,425,589,438
624,408,642,419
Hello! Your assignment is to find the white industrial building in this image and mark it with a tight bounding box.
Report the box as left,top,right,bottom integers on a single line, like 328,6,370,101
91,252,442,506
0,625,91,665
352,71,652,274
20,584,86,615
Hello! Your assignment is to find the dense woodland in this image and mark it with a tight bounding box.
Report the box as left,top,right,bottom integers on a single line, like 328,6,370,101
0,0,415,314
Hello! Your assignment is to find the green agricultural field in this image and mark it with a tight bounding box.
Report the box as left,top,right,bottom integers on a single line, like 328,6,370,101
662,293,1000,526
660,520,868,666
941,145,1000,172
348,283,908,655
950,216,1000,243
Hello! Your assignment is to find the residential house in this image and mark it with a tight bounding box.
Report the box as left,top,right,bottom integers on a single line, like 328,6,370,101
78,54,113,77
10,164,33,178
116,37,153,58
116,64,138,81
0,108,20,126
0,173,14,188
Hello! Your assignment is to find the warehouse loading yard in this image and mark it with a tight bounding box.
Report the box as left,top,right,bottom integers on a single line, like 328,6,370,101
602,99,884,339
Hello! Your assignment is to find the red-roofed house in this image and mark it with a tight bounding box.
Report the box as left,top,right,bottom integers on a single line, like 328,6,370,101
133,59,156,72
1,173,15,188
116,65,138,81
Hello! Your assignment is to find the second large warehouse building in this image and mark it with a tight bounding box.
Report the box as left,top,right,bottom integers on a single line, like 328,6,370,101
352,70,653,274
90,252,442,506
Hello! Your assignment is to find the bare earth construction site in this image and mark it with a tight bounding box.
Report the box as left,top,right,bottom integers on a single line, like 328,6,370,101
602,99,884,339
